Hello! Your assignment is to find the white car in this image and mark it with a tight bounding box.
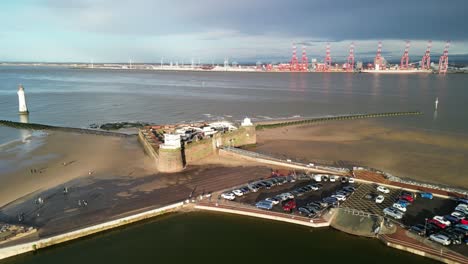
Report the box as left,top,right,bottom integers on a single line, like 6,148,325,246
392,203,406,212
232,189,244,196
277,193,294,201
383,207,403,219
330,175,337,182
451,211,465,220
375,195,385,204
332,194,346,201
377,186,390,194
429,234,451,246
221,192,236,200
348,177,355,183
455,204,468,214
433,216,451,226
265,197,280,205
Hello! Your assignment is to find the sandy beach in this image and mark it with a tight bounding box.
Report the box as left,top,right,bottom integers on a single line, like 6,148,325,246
0,131,156,208
252,119,468,189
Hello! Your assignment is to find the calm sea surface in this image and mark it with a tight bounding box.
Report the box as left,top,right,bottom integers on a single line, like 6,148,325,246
0,66,465,263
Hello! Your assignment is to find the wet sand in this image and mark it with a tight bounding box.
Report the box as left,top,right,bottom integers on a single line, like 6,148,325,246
0,131,156,208
252,119,468,189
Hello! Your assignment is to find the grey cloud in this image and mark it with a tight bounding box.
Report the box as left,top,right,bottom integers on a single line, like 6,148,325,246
38,0,467,41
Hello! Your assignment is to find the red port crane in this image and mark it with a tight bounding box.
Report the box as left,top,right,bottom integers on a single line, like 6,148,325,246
324,43,332,71
290,43,299,71
301,46,309,71
374,41,384,70
346,42,355,72
438,41,450,74
400,40,411,70
421,41,432,70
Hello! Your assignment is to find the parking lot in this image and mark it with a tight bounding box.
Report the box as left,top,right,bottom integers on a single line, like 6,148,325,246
222,176,355,218
341,183,400,216
341,183,459,226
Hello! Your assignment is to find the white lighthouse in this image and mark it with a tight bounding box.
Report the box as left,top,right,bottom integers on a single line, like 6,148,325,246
17,84,29,114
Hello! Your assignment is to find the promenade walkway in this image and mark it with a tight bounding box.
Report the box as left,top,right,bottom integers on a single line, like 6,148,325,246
220,147,349,176
380,227,468,264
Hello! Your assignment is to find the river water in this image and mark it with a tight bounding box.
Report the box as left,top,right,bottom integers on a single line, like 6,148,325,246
0,66,466,263
0,212,436,264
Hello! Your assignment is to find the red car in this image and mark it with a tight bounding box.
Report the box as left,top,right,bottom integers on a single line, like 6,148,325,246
460,218,468,225
282,199,296,212
399,194,414,203
428,219,447,229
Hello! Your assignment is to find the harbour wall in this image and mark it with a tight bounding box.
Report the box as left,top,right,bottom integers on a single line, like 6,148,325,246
255,111,423,130
0,120,131,137
0,202,184,261
195,204,330,228
218,147,348,175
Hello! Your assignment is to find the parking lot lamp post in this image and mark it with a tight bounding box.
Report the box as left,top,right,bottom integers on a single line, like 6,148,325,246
424,218,428,236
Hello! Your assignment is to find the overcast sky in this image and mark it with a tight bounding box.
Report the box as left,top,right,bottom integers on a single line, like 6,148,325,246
1,0,466,63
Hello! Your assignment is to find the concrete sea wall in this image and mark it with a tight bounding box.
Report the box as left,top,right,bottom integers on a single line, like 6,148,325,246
0,202,184,261
195,204,330,228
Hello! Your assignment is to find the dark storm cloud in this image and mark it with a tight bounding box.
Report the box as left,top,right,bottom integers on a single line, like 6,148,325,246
41,0,467,41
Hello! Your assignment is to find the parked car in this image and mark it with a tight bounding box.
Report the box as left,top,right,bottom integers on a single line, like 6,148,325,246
425,223,441,235
221,192,236,200
399,194,414,203
396,199,410,207
420,192,433,199
336,190,352,197
248,184,259,192
282,199,297,212
427,219,446,229
255,200,273,210
383,207,403,219
286,176,296,183
365,193,378,200
429,234,451,246
409,224,426,236
401,191,415,198
265,197,280,205
232,189,244,196
443,215,460,225
331,194,347,201
343,186,356,192
240,187,250,194
341,177,348,183
375,195,385,204
451,211,465,220
460,219,468,225
377,186,390,194
308,184,319,191
298,207,315,217
433,216,451,226
455,224,468,231
321,197,339,207
306,204,321,212
313,175,322,182
442,231,463,245
456,198,468,205
276,177,286,185
455,204,468,214
392,203,406,212
348,178,355,183
330,175,337,182
306,201,323,209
